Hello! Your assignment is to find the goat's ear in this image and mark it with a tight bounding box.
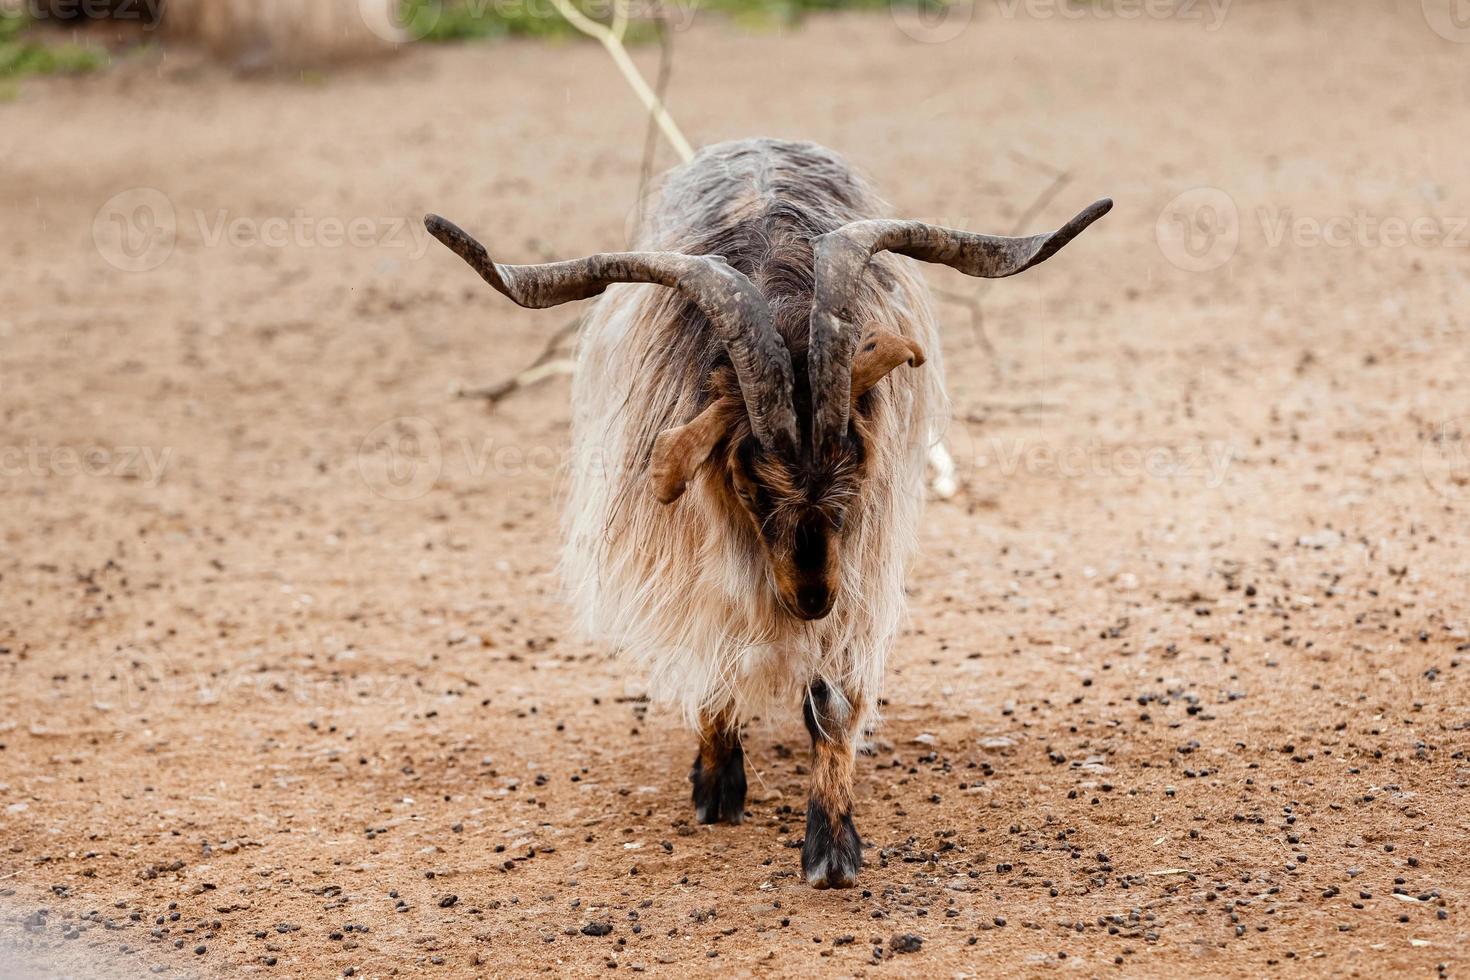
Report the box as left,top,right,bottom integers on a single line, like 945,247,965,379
649,396,738,504
851,325,926,404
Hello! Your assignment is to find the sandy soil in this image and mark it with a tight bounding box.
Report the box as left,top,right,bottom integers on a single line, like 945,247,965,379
2,1,1468,976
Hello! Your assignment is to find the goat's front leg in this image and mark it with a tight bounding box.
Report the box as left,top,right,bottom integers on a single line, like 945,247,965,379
689,708,746,825
801,679,864,888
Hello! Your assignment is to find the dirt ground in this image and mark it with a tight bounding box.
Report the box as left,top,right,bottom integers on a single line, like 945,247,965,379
2,1,1468,976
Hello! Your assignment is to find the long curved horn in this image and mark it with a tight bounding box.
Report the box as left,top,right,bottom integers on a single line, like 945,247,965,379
425,214,799,451
808,198,1113,449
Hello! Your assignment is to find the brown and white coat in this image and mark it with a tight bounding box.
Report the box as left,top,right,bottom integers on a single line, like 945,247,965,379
426,137,1108,887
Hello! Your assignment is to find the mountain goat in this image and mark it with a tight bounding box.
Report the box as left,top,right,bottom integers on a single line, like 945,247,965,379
425,138,1109,888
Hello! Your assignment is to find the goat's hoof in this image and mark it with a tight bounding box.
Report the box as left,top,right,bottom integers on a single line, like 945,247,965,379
689,749,746,825
801,801,862,888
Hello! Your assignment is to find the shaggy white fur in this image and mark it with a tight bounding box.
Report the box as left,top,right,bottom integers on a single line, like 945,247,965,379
561,188,947,730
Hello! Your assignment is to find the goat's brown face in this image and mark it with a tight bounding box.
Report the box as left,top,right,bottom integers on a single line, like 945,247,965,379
728,437,861,621
647,323,926,621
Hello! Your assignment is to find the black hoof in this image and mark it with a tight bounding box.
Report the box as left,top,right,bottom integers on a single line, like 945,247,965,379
690,742,746,825
801,798,862,888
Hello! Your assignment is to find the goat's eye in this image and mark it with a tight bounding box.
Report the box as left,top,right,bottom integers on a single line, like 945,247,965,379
830,511,846,532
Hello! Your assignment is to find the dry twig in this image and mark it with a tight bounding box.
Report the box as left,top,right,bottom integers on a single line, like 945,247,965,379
635,5,677,237
936,167,1073,377
547,0,693,162
457,318,580,406
458,0,691,410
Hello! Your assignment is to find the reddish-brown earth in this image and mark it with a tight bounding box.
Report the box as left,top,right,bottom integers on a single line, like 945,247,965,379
1,2,1467,976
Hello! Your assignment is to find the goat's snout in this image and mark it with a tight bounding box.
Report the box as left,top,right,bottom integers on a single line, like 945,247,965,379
794,583,834,621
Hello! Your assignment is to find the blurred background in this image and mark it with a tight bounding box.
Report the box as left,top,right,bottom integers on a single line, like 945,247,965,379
2,1,1467,977
0,0,947,75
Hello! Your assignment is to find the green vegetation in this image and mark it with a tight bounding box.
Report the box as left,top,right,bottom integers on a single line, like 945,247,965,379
403,0,940,43
404,0,572,40
0,9,108,80
403,0,663,41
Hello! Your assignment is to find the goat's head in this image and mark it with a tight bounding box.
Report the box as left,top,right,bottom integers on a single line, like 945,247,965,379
424,196,1110,622
649,325,924,620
